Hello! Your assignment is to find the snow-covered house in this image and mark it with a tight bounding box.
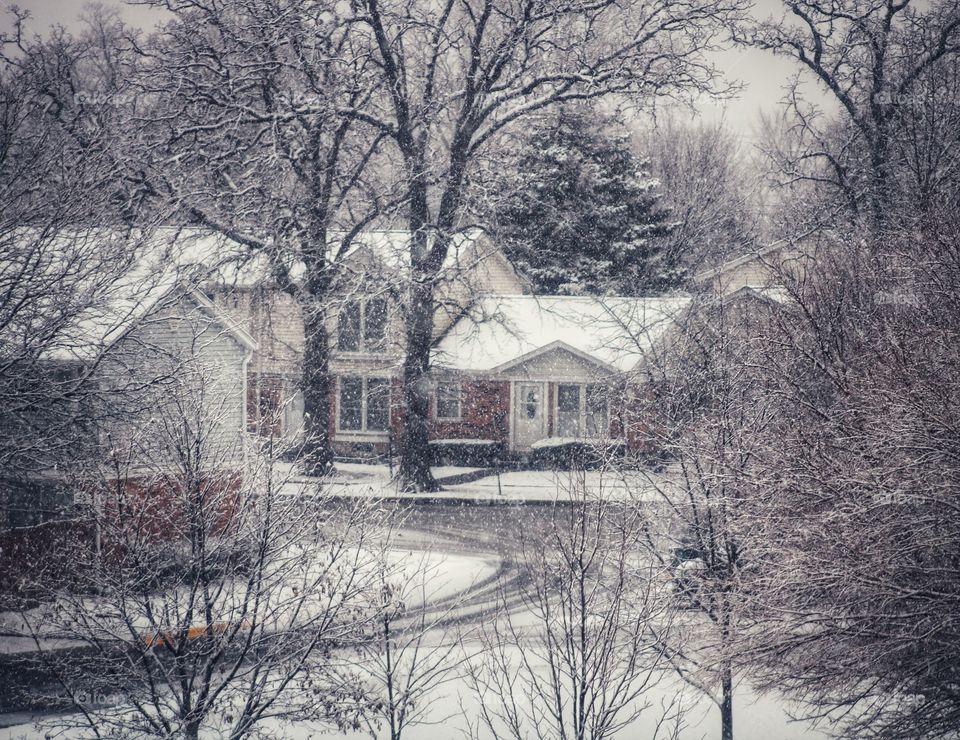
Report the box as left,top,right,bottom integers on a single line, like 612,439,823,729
425,295,690,455
212,227,691,459
2,243,256,531
691,240,814,299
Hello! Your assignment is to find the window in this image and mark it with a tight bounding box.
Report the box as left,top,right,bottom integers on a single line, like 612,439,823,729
522,385,540,419
338,377,364,431
554,383,609,439
556,384,581,437
436,382,461,420
365,378,390,431
337,297,388,352
337,301,361,351
586,384,608,437
338,376,391,433
247,376,285,437
363,297,388,351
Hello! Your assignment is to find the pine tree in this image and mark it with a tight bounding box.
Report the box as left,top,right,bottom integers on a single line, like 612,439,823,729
492,107,678,295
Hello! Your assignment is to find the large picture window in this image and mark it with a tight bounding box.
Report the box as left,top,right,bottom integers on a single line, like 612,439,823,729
555,383,608,438
337,297,388,352
338,376,391,432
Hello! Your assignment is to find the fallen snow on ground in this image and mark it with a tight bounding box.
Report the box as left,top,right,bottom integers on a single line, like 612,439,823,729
0,662,828,740
380,546,498,607
280,462,676,504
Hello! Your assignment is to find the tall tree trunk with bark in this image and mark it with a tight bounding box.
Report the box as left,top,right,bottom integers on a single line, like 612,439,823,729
720,660,734,740
301,306,334,476
397,186,439,491
301,240,336,476
398,277,438,491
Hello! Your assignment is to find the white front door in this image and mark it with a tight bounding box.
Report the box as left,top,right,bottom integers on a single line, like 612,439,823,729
514,382,546,449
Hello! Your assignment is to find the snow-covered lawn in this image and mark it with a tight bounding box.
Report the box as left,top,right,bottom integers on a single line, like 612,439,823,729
443,467,671,503
0,654,829,740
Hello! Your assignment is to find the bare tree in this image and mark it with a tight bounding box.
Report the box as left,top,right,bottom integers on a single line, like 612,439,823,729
638,115,764,276
744,0,960,228
624,292,778,740
16,333,387,739
350,542,473,740
347,0,750,490
738,209,960,738
123,0,399,474
464,470,680,740
0,14,169,525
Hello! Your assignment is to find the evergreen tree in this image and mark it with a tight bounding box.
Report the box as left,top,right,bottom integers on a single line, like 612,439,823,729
492,107,677,295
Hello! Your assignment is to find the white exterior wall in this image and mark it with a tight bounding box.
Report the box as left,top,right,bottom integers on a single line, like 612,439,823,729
101,292,250,468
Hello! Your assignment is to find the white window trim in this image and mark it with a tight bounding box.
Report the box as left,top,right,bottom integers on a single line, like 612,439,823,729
336,298,389,355
434,381,463,421
553,383,609,439
336,376,391,435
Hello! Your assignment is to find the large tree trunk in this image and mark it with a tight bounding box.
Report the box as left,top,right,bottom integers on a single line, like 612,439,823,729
720,661,733,740
298,221,337,476
301,299,334,477
395,141,469,492
398,265,438,492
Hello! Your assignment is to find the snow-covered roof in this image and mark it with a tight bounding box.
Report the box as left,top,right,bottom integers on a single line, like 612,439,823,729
167,226,504,290
26,229,255,361
29,225,498,361
725,285,793,305
691,242,789,283
432,294,692,374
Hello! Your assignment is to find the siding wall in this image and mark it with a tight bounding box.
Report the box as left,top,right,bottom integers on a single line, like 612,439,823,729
706,245,813,296
213,289,305,439
502,348,611,383
100,292,249,468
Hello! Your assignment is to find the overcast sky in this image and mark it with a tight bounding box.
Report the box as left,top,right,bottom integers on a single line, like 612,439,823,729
6,0,826,138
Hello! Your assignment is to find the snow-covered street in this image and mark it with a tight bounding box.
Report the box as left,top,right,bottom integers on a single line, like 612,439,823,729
2,488,826,740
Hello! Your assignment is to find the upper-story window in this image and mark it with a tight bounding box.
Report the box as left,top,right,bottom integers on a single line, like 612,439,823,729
337,297,388,352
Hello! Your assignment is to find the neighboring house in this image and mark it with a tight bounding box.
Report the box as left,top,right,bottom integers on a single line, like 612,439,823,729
0,246,256,589
327,291,690,457
691,239,817,299
2,259,256,531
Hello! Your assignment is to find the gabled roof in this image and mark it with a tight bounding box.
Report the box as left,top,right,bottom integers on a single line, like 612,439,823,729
27,229,256,361
691,241,789,284
490,339,620,375
431,294,691,374
722,284,793,306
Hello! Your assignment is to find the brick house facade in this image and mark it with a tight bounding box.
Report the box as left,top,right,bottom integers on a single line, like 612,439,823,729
215,229,698,460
